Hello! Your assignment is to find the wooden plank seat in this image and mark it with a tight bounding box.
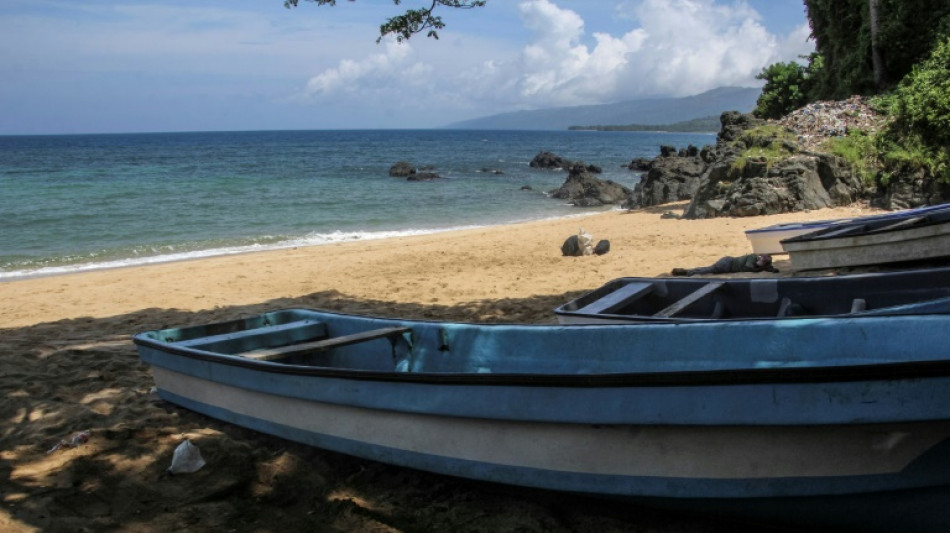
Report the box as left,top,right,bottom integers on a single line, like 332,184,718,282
175,320,327,350
238,326,412,361
654,281,725,318
576,282,655,315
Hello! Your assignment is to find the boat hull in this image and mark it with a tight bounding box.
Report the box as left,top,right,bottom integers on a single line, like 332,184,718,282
745,203,950,256
783,219,950,270
780,204,950,269
745,222,836,255
134,309,950,531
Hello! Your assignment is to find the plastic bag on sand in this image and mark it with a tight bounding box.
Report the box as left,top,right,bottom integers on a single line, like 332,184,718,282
46,430,91,454
168,440,206,474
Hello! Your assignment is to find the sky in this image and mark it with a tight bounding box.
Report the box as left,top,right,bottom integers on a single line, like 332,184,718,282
0,0,814,134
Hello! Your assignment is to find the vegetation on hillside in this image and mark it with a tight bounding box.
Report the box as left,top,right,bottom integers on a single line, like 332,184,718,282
567,116,720,133
876,36,950,182
755,0,950,185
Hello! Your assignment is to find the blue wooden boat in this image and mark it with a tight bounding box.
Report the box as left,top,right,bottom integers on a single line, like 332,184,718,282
745,202,950,255
134,309,950,532
781,204,950,270
554,267,950,324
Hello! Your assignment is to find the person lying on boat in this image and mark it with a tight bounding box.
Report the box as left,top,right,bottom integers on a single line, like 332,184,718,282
671,254,777,276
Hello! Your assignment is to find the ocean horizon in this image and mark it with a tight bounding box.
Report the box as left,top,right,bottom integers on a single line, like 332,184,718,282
0,129,715,281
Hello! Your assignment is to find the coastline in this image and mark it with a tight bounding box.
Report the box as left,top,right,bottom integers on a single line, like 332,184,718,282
0,201,886,533
0,202,877,329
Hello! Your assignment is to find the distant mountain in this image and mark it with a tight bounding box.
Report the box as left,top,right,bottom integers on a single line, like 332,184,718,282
444,87,760,130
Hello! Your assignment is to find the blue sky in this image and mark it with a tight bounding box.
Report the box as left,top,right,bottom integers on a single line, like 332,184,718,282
0,0,813,134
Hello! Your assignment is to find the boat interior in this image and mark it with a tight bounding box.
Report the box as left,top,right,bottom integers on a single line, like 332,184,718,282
558,272,950,321
137,306,950,376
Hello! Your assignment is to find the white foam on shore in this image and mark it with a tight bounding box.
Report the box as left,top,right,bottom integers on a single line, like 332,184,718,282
0,211,605,282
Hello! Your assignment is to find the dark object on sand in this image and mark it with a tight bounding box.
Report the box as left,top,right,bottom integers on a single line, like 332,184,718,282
671,253,777,276
594,240,610,255
560,231,592,256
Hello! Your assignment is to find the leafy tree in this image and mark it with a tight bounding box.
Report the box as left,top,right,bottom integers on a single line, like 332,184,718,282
284,0,487,42
752,60,812,119
804,0,950,99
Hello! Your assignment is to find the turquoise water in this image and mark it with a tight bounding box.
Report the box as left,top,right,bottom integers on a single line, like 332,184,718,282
0,129,714,280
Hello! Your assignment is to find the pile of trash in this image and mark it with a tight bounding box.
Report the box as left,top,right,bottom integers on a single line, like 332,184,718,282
777,96,888,152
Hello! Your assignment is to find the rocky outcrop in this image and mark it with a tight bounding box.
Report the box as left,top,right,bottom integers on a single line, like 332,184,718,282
389,161,416,177
717,111,765,143
622,146,706,208
687,155,842,218
389,161,442,181
875,164,950,209
627,157,652,171
531,151,601,173
626,109,883,217
407,172,441,181
530,151,572,170
550,163,632,207
624,97,950,216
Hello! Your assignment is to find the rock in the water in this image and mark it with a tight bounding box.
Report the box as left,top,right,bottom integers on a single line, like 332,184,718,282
550,163,632,207
406,172,441,181
530,151,573,170
389,161,416,177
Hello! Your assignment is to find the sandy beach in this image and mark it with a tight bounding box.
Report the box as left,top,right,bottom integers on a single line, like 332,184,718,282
0,202,880,532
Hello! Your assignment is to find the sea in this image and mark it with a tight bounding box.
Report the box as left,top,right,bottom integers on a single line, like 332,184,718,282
0,129,715,281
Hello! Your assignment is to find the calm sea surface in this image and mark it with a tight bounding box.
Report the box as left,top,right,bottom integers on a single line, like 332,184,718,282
0,129,714,280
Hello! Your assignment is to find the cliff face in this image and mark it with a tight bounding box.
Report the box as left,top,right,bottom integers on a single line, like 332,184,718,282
625,101,950,218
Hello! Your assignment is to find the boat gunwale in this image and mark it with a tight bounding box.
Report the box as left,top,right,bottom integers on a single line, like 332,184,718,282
133,318,950,388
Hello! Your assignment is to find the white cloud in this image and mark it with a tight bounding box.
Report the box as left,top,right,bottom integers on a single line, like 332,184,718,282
0,0,815,132
297,0,814,120
303,39,417,95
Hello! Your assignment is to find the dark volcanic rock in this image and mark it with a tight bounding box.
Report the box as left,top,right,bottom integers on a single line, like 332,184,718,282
718,111,765,143
560,234,584,256
623,151,707,208
627,158,653,171
406,172,441,181
530,151,573,170
550,163,633,207
875,164,950,209
685,153,869,218
389,161,416,177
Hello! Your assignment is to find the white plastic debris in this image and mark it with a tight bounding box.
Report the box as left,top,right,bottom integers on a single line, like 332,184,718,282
46,430,91,454
167,440,206,474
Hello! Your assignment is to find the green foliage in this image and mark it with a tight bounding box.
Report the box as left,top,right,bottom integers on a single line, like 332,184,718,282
877,35,950,182
753,61,811,118
825,131,878,185
729,126,798,175
803,0,950,100
284,0,486,42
